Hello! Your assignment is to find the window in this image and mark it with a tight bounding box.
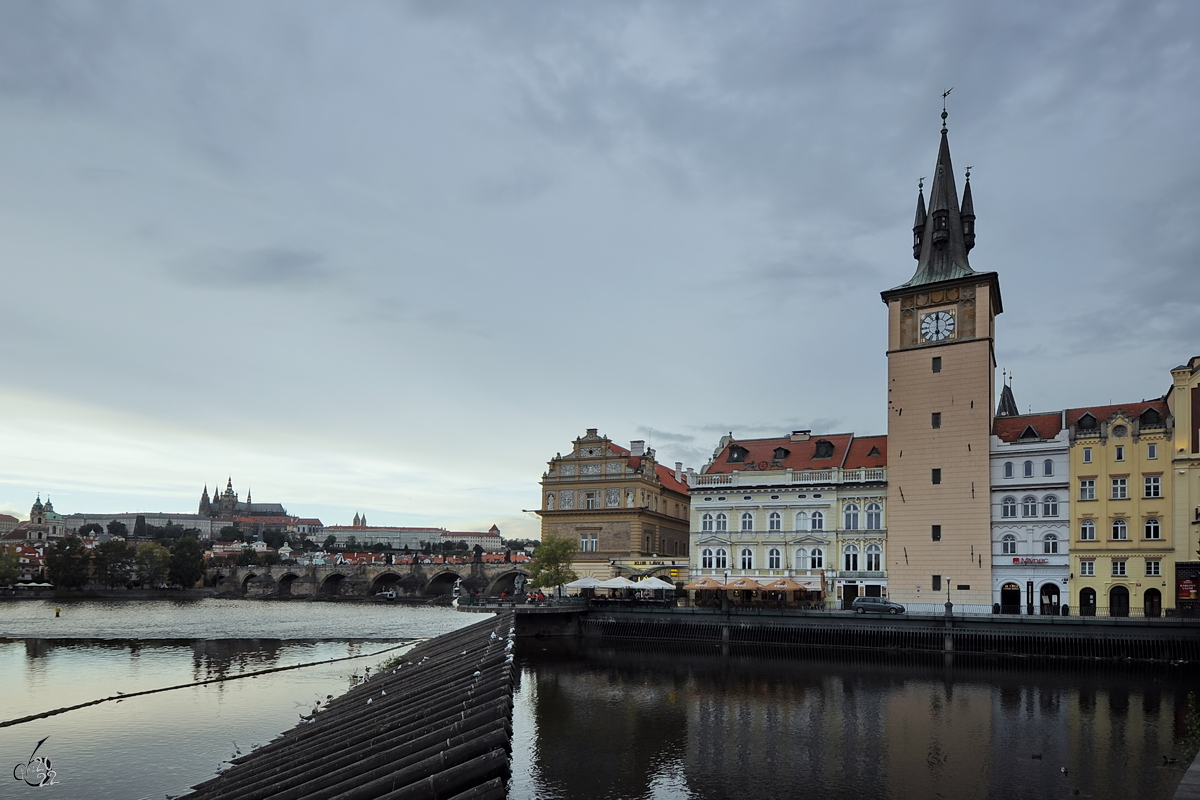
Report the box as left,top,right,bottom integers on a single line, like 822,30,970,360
1145,476,1161,498
1112,560,1126,577
1115,445,1124,462
1078,413,1097,431
811,511,824,531
768,511,781,531
1080,520,1096,541
773,447,790,460
795,511,808,531
932,468,942,485
701,513,714,532
1002,497,1017,518
1022,496,1038,517
932,575,942,591
1145,518,1161,540
931,412,942,429
814,440,835,458
811,548,824,569
579,533,598,552
1004,462,1014,478
585,493,596,510
931,524,942,541
1147,560,1161,577
701,548,713,569
843,503,860,530
1148,443,1157,460
715,513,727,532
1002,534,1017,555
1023,461,1034,478
1043,534,1059,554
740,548,753,570
768,548,781,569
796,548,808,570
843,545,859,571
1083,448,1092,464
740,512,754,532
1080,561,1095,577
1043,459,1054,477
1080,480,1095,501
866,544,881,571
866,503,882,530
1042,495,1059,517
714,548,728,569
932,356,942,373
1112,519,1128,540
1112,478,1127,499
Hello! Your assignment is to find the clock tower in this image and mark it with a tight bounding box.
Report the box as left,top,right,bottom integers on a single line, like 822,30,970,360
881,110,1002,609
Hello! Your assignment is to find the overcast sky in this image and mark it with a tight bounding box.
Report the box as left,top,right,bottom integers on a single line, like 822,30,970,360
1,1,1196,538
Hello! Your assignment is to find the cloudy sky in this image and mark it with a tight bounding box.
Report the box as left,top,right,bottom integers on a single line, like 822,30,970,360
1,1,1196,538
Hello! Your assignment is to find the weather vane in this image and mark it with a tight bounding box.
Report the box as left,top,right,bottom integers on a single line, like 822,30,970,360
941,87,953,131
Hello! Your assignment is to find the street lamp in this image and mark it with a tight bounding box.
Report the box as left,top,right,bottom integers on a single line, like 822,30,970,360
945,575,953,616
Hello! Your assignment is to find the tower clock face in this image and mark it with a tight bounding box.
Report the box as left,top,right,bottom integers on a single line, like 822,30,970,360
920,310,956,342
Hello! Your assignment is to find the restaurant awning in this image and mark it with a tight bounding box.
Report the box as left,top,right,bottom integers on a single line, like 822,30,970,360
563,577,602,589
594,576,638,589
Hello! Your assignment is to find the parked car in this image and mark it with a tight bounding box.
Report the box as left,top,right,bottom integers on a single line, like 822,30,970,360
851,596,905,615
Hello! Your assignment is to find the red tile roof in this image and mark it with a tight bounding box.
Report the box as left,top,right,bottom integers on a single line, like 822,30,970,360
993,412,1063,442
843,435,888,468
702,433,857,475
1065,399,1169,428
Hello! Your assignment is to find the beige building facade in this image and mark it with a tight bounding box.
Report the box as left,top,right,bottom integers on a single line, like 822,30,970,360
1168,357,1200,613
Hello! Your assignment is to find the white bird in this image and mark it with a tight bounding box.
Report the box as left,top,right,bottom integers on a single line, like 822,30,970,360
366,698,373,705
381,689,386,696
473,670,481,677
1060,767,1068,775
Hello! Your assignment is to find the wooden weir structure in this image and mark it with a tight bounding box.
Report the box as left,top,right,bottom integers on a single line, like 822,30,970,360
183,611,516,800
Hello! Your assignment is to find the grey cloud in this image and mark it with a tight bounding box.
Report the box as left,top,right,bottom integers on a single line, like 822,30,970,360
170,247,330,288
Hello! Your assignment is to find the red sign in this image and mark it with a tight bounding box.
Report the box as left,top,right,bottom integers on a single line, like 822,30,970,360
1178,579,1197,600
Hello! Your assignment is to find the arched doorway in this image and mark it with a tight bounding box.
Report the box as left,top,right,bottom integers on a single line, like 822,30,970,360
1109,586,1130,617
1144,588,1162,618
1080,587,1097,616
1000,582,1021,614
1039,583,1060,616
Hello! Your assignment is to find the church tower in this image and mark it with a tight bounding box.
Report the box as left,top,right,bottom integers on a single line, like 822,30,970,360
880,108,1002,608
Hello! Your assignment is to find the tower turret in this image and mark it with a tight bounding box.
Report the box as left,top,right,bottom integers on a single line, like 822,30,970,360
912,179,927,260
960,167,976,253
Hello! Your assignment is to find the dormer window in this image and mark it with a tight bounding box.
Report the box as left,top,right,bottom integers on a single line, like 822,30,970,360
1019,425,1039,440
727,445,749,463
814,439,834,459
1077,413,1097,431
868,446,881,457
772,447,790,460
1140,408,1161,426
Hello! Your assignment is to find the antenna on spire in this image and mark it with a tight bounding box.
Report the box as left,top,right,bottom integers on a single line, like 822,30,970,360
941,87,953,131
919,177,925,190
965,164,973,180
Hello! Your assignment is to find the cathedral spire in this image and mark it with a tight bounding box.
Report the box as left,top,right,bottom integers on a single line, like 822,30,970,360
960,166,976,253
912,178,927,260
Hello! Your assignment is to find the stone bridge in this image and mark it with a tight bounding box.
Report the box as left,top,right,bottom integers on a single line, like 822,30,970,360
209,561,531,599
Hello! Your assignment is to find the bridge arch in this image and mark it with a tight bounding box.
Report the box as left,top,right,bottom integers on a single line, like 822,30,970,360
485,570,530,597
241,572,258,594
370,572,404,596
277,573,301,596
424,571,464,596
319,573,349,597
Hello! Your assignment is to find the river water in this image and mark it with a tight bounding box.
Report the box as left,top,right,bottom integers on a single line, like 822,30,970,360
2,599,1195,799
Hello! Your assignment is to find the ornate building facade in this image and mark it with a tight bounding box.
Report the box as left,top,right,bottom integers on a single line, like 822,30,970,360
198,478,288,519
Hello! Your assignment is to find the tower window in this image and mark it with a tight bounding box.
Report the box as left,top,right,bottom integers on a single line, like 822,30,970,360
932,574,942,591
932,357,942,373
931,412,941,429
932,468,942,485
931,525,942,541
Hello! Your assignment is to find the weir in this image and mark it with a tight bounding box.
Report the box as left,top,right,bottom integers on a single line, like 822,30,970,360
182,611,515,800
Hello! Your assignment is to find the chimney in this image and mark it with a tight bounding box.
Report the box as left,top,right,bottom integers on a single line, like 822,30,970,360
790,430,811,442
630,440,645,456
675,462,683,482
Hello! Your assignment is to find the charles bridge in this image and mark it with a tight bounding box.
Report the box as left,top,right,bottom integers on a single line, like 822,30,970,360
208,560,530,599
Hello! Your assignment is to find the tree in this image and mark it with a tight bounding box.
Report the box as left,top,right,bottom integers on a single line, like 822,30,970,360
345,535,358,550
135,542,171,586
322,534,337,549
168,536,205,589
263,530,288,550
93,539,135,588
46,536,91,590
107,520,128,538
219,526,243,542
526,536,577,591
236,547,261,567
0,548,20,585
77,523,104,537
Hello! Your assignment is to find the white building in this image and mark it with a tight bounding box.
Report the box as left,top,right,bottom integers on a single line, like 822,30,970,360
990,388,1070,614
441,525,504,551
64,512,221,539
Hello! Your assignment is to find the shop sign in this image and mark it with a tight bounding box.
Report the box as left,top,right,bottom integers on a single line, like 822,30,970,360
1178,578,1198,600
1012,557,1049,565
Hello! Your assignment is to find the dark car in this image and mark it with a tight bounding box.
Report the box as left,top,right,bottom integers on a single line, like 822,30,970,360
851,596,906,614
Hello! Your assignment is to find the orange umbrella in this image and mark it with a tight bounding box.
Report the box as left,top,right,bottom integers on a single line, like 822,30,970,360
682,577,726,590
724,577,764,591
760,577,805,591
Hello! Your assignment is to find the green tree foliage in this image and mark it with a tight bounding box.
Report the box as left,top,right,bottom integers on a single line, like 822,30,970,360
236,547,261,567
107,520,128,538
135,542,171,586
262,530,288,550
93,539,136,588
168,536,205,588
46,536,91,590
77,523,104,537
526,536,577,591
0,548,20,585
345,535,358,550
322,534,337,549
219,526,242,542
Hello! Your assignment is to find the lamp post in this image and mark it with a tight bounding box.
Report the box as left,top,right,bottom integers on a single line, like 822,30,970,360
723,569,730,612
945,576,953,617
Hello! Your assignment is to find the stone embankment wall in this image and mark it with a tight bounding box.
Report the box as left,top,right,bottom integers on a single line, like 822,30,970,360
183,611,515,800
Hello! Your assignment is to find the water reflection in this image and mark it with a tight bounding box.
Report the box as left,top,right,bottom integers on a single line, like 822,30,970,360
513,641,1196,800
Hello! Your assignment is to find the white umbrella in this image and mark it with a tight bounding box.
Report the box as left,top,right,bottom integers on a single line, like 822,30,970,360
563,576,602,589
634,577,676,591
594,576,638,589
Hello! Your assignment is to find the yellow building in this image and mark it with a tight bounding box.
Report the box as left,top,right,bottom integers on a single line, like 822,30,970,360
538,429,691,582
1067,401,1172,615
1168,356,1200,614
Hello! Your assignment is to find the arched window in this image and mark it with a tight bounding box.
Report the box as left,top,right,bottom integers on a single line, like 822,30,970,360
701,513,714,532
811,511,824,531
740,512,754,532
768,511,781,531
1004,462,1014,478
1080,520,1096,541
843,503,860,530
715,513,727,532
865,543,881,571
795,511,809,531
768,548,781,569
1002,534,1017,554
810,548,824,569
1112,519,1128,540
1043,459,1054,477
701,548,713,569
740,548,754,570
1002,497,1017,518
796,548,808,570
1043,534,1058,554
1042,495,1058,517
714,548,728,569
1145,518,1161,540
1023,461,1034,478
865,503,882,530
843,544,859,571
1022,496,1038,517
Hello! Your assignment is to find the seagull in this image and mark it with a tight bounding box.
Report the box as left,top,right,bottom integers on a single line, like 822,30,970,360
1060,767,1068,775
381,689,386,696
231,741,241,755
366,698,373,705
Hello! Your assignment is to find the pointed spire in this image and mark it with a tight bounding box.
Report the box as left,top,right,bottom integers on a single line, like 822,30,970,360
996,383,1019,417
960,166,976,253
912,178,927,260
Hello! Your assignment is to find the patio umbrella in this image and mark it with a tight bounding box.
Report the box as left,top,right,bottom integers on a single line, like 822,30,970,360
724,577,764,591
633,577,676,591
682,577,726,590
594,576,638,589
564,576,602,589
760,577,805,591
